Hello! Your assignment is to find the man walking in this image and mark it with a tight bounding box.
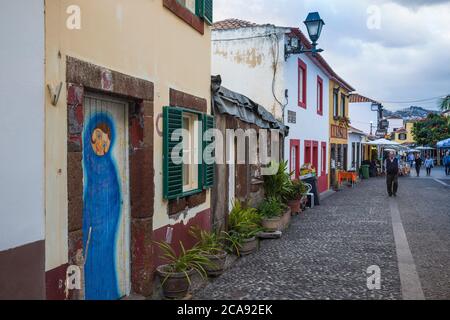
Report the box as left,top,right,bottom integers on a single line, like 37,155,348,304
424,155,434,176
385,151,399,197
444,151,450,176
414,153,423,177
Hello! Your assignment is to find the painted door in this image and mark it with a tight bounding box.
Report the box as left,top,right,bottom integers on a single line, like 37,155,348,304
82,94,130,300
318,142,328,193
290,140,300,179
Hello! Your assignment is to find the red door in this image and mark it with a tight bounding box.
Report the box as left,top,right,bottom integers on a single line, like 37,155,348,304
290,140,300,179
312,141,319,173
318,142,328,193
304,140,312,165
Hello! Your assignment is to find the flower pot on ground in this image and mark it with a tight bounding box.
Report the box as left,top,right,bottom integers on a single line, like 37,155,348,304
286,179,308,215
156,265,194,299
189,226,229,277
155,241,212,299
227,201,262,257
280,207,292,231
239,237,259,256
258,197,285,232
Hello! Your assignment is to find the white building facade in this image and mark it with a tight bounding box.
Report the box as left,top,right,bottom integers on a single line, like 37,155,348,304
212,19,353,194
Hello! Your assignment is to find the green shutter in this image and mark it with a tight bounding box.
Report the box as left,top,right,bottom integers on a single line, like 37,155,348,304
196,0,213,25
163,106,184,200
202,114,215,189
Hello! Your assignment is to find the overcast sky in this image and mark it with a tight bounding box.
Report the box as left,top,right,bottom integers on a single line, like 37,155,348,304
214,0,450,111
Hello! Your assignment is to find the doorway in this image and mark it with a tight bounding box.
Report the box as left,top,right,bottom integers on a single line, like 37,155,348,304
82,94,130,300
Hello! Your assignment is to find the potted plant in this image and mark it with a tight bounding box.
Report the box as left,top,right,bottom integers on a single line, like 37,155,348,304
258,197,285,232
189,227,228,277
155,241,212,299
286,179,308,215
227,201,262,256
263,161,293,203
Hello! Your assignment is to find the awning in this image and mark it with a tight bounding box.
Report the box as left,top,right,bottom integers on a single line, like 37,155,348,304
437,138,450,148
211,75,289,136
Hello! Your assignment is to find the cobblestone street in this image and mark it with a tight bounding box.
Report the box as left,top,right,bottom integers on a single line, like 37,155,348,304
194,174,450,300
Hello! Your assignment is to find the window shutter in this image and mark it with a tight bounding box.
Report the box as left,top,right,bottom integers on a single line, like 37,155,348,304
163,106,184,200
202,114,215,189
196,0,213,25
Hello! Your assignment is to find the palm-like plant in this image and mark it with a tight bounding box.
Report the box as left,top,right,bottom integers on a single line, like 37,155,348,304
189,226,225,255
439,95,450,111
263,161,293,203
156,241,212,284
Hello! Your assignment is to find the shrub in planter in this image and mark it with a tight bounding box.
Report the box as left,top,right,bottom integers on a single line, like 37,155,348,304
286,179,308,214
227,201,262,257
156,241,212,299
258,197,286,232
263,161,293,203
189,227,228,277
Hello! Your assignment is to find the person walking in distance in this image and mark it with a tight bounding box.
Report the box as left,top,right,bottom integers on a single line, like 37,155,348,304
385,151,399,197
424,155,434,176
443,151,450,176
414,153,423,177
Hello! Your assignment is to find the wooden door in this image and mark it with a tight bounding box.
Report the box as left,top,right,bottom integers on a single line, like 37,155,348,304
82,94,130,300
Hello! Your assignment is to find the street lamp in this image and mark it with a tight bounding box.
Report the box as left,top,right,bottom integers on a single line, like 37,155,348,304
285,12,325,59
304,12,325,55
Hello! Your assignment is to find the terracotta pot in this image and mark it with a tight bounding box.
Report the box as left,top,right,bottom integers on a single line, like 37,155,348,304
239,237,259,256
288,199,301,215
204,250,228,277
156,265,194,299
261,216,282,232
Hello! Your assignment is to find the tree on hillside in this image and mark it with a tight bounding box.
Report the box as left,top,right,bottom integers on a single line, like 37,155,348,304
412,114,450,146
439,95,450,111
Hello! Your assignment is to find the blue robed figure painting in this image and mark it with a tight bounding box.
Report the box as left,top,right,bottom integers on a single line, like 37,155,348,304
83,112,122,300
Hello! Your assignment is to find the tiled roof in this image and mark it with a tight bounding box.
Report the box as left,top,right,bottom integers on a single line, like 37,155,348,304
213,19,261,30
349,94,380,104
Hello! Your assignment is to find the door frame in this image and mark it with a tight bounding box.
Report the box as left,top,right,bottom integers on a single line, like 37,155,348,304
65,57,155,299
83,93,131,298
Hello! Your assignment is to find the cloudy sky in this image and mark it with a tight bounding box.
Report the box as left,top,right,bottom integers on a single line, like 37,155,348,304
214,0,450,111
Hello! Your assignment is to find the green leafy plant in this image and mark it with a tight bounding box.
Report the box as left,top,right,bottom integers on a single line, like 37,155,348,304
286,179,308,201
263,161,293,203
258,197,286,219
189,226,225,255
228,200,262,240
156,241,213,285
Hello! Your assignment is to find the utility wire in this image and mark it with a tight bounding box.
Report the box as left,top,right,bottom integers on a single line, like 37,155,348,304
379,95,447,104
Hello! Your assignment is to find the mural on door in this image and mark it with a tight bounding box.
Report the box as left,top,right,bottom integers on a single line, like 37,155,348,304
82,96,130,300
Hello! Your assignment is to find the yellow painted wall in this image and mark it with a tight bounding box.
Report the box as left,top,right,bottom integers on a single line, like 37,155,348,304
45,0,211,271
391,122,416,144
328,79,350,146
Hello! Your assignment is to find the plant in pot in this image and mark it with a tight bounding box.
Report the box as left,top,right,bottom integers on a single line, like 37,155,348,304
263,161,293,203
155,241,212,299
258,197,286,232
227,200,262,257
286,179,308,215
189,227,228,277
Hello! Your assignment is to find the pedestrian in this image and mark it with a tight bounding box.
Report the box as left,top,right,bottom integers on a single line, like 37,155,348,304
424,155,434,176
414,153,422,177
444,151,450,176
385,151,399,197
408,153,415,167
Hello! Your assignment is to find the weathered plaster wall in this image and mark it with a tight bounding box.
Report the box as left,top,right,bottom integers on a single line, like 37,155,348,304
45,0,211,272
0,0,45,299
212,26,287,119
